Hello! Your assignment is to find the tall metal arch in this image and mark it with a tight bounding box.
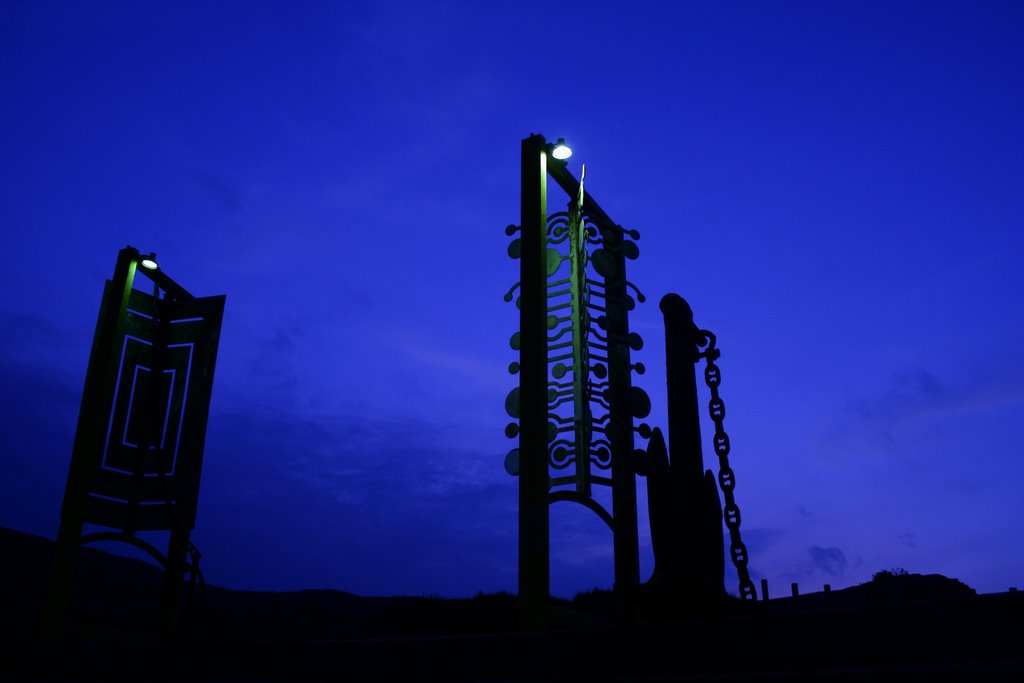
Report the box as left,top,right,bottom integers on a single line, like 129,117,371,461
504,134,650,625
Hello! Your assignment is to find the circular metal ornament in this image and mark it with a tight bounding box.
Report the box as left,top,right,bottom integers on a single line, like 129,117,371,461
504,449,520,476
504,387,520,418
507,239,521,259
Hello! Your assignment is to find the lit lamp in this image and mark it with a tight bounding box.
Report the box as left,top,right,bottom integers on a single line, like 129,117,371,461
549,138,573,160
139,255,159,271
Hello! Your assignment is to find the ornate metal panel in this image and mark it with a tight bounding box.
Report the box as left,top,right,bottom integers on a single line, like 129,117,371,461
507,198,651,509
82,286,224,532
504,135,650,623
43,245,225,639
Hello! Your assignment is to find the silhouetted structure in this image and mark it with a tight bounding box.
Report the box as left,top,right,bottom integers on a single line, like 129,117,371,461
503,136,759,625
41,246,225,639
10,526,1020,682
504,134,651,626
646,294,755,600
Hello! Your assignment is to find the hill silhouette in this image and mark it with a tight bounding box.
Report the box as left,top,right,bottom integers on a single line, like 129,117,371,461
0,526,521,642
1,526,1021,681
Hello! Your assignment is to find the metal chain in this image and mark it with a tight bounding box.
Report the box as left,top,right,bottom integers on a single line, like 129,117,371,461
698,330,757,601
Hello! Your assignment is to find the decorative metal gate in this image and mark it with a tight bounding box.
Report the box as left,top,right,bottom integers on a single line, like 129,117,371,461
504,134,651,624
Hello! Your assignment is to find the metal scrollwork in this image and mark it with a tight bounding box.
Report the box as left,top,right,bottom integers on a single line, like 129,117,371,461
504,171,649,516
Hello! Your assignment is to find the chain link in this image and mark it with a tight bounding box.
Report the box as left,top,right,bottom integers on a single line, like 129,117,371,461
698,330,757,601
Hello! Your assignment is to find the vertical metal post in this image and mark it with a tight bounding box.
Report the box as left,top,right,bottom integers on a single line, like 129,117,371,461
518,134,550,627
150,295,187,637
660,294,707,588
605,239,639,590
41,248,138,640
568,203,591,499
161,528,188,635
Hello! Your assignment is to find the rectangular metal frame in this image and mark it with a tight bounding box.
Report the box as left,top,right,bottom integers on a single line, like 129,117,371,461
42,245,225,639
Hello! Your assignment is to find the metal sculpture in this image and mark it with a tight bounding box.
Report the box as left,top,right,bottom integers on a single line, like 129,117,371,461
646,294,756,600
504,134,650,625
42,246,225,638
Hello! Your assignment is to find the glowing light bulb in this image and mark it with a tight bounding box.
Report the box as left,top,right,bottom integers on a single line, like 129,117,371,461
140,257,158,270
550,138,572,160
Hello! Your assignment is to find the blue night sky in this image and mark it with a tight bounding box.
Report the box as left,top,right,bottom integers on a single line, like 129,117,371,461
1,1,1022,598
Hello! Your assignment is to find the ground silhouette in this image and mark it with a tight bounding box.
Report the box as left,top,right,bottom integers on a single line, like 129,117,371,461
1,526,1022,681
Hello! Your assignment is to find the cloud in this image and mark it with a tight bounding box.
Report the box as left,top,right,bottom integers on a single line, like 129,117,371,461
0,313,82,364
808,545,847,575
0,353,524,597
196,171,243,212
818,365,1024,460
194,400,518,594
848,369,945,424
738,527,786,555
390,339,507,391
0,361,82,535
868,367,1024,424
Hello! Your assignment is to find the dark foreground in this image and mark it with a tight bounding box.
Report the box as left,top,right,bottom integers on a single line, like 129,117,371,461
1,527,1021,682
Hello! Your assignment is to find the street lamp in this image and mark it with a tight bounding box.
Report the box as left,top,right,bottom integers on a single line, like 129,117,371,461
549,138,572,160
